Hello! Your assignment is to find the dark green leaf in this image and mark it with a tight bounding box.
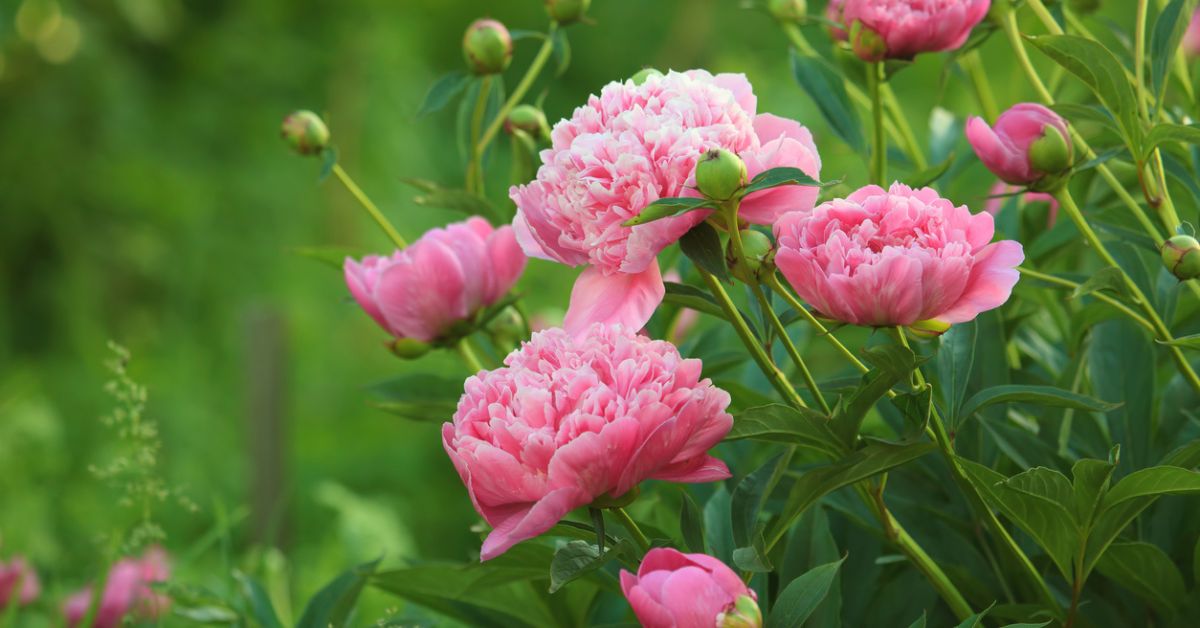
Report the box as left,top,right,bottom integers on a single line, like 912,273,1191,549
766,557,846,628
551,29,570,77
904,154,954,189
548,540,628,593
957,385,1119,421
1095,541,1187,612
937,322,977,427
679,222,730,283
742,167,823,196
372,555,556,627
298,558,381,628
1069,266,1129,300
680,490,707,554
953,602,994,628
789,50,865,151
319,146,338,182
622,197,715,227
1144,123,1200,158
1050,103,1122,137
727,404,841,454
1087,466,1200,576
906,613,927,628
233,571,283,628
732,539,774,573
663,281,728,321
1150,0,1191,105
1071,456,1116,526
1155,333,1200,349
418,71,470,116
830,345,917,444
732,453,788,548
1099,465,1200,508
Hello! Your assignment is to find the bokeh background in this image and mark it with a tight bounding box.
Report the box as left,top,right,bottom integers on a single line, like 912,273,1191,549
0,0,1170,625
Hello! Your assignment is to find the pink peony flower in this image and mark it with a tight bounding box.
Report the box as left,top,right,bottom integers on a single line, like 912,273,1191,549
774,183,1024,327
442,323,733,560
827,0,848,40
985,181,1059,226
620,548,761,628
511,70,821,334
0,557,40,608
1185,10,1200,57
64,547,170,628
344,217,526,343
966,103,1071,186
841,0,990,61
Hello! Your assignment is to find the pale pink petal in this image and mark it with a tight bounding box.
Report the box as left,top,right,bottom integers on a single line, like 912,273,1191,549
564,262,665,335
375,240,467,342
479,486,590,560
936,240,1025,324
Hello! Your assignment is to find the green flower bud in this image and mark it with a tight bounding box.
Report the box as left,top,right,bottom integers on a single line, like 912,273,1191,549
718,595,763,628
728,230,774,284
695,148,747,201
1162,235,1200,281
463,19,512,75
849,20,887,62
630,67,664,85
390,337,432,360
906,319,952,341
1067,0,1101,15
505,104,549,138
280,110,330,157
767,0,807,22
1028,124,1073,180
487,306,528,348
545,0,591,25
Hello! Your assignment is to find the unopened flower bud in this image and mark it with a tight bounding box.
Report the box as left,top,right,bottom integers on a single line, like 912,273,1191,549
695,148,747,201
505,104,548,138
728,229,774,284
849,20,887,62
1027,123,1073,180
463,19,512,75
390,337,432,360
907,318,952,341
488,306,527,347
967,103,1072,188
1162,235,1200,281
718,595,763,628
630,67,663,85
281,110,329,157
1067,0,1101,14
545,0,590,25
767,0,807,22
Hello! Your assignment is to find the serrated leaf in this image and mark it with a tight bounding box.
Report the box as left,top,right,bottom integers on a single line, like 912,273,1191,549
957,385,1120,421
680,491,707,554
418,71,470,116
766,557,846,628
727,404,841,454
789,50,865,151
679,222,730,283
622,197,715,226
548,540,629,593
742,166,822,196
1095,541,1187,612
297,558,380,628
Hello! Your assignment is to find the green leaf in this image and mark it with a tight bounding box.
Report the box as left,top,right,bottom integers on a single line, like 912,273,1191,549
906,613,927,628
1049,103,1122,137
732,534,774,573
766,557,846,628
1143,123,1200,158
679,222,730,283
366,374,464,422
957,385,1120,421
413,187,504,224
297,558,381,628
551,28,570,77
1002,467,1075,507
1155,333,1200,349
937,321,977,427
732,453,788,549
1085,464,1200,576
1150,0,1191,105
680,491,707,554
418,71,471,116
663,281,728,321
1069,266,1129,300
789,50,865,151
903,154,954,189
233,571,283,628
741,166,823,196
953,602,995,628
289,245,368,269
1095,542,1187,612
622,197,716,227
173,606,239,623
319,146,338,182
727,404,841,454
1070,455,1116,526
1029,35,1142,155
1099,465,1200,509
548,540,629,593
830,345,918,444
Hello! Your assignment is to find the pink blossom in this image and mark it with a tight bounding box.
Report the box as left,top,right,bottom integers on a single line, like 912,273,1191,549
774,183,1024,327
64,547,170,628
344,217,526,343
0,557,40,608
827,0,848,40
985,182,1059,226
966,103,1070,186
841,0,990,60
442,324,733,560
1185,10,1200,57
620,548,760,628
511,70,820,334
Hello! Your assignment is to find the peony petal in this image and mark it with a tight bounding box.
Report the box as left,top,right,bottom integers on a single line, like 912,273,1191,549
512,211,558,262
375,239,468,341
479,486,590,560
936,240,1025,324
485,225,528,304
564,261,665,335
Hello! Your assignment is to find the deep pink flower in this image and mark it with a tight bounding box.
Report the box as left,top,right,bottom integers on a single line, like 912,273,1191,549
620,548,760,628
0,557,40,608
1185,10,1200,57
985,182,1059,226
442,324,733,560
344,217,526,343
511,70,820,334
774,183,1024,327
841,0,990,61
64,548,170,628
966,103,1071,186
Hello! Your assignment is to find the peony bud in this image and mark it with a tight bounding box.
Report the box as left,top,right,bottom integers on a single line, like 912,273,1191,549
719,595,764,628
767,0,807,22
462,19,512,75
1027,123,1073,181
1162,235,1200,281
695,148,748,201
390,337,432,359
630,67,663,85
966,103,1073,188
280,110,329,157
906,318,952,340
849,20,887,62
505,104,548,138
545,0,590,25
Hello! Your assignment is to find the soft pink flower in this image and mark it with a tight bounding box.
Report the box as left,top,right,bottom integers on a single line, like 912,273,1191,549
827,0,848,40
620,548,760,628
344,217,526,343
442,324,733,560
511,70,820,334
841,0,990,60
64,548,170,628
1185,10,1200,57
0,557,40,608
774,183,1024,327
985,182,1059,226
966,103,1070,186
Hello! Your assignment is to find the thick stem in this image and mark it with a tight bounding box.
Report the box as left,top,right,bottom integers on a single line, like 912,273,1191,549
751,283,832,414
867,61,888,185
331,164,407,249
611,507,651,554
961,50,999,121
478,24,558,153
466,76,493,194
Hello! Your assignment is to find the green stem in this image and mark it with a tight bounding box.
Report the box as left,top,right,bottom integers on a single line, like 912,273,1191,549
478,23,558,154
457,340,485,373
961,50,999,121
1135,0,1150,122
880,84,928,170
1016,267,1155,334
867,61,887,185
751,283,832,414
331,164,407,249
611,507,651,554
1052,188,1200,393
467,76,493,194
766,274,870,374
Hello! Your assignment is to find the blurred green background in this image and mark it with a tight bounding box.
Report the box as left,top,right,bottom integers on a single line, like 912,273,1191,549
1,0,1176,624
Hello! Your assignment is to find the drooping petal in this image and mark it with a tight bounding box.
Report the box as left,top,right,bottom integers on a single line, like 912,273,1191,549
935,240,1025,324
564,262,665,335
